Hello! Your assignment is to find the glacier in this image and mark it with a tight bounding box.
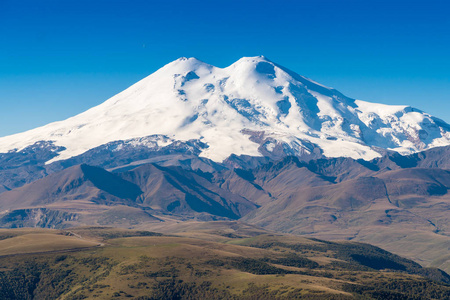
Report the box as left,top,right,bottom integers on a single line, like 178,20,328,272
0,56,449,163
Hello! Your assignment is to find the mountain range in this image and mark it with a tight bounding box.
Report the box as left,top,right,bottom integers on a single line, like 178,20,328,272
0,56,449,275
1,56,449,165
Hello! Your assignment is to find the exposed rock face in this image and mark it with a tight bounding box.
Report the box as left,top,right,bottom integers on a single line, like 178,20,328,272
0,208,78,229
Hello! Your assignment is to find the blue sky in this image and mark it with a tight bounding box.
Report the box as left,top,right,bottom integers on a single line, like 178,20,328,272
1,0,449,137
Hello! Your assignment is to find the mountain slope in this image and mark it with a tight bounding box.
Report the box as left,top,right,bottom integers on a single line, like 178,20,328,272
0,164,143,211
0,228,449,299
0,162,258,225
235,160,450,272
0,164,153,228
120,164,258,219
0,56,449,164
241,162,450,235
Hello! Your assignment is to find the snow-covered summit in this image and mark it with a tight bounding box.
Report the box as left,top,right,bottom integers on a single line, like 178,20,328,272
1,56,449,163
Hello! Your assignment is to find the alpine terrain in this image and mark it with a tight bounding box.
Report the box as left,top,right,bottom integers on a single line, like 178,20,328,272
0,56,449,164
1,56,450,287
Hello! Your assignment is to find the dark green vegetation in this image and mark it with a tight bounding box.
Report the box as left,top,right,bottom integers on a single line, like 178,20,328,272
0,228,448,299
247,238,450,282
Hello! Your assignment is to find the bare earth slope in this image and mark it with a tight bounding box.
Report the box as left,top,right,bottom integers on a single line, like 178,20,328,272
238,161,450,273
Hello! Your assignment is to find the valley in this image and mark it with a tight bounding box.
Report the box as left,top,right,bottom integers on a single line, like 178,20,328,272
0,227,449,299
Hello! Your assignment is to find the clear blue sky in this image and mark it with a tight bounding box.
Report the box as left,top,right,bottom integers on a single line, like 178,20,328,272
1,0,449,137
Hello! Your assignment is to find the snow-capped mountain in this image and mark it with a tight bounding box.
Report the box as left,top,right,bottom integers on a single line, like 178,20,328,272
1,56,449,163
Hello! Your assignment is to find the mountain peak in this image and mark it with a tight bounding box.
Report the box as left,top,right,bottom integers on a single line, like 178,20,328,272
0,56,449,164
228,56,276,74
173,56,206,65
232,55,272,64
157,57,213,76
